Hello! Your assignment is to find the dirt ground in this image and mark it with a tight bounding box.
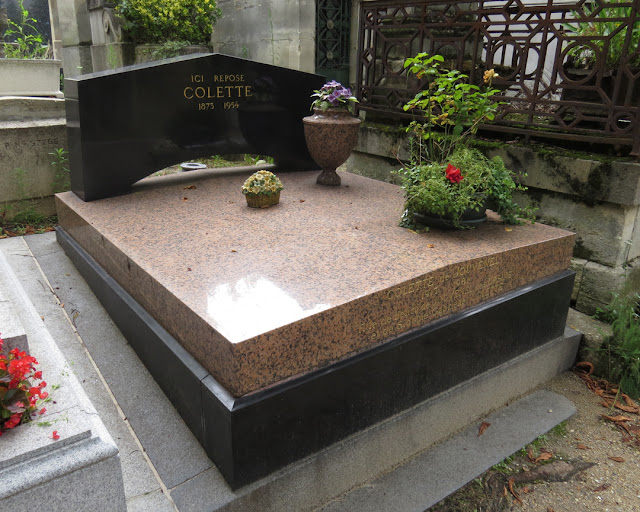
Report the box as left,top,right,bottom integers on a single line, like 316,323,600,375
430,371,640,512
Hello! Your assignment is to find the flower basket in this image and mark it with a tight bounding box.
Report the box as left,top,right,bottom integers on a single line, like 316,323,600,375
245,191,280,208
242,170,283,208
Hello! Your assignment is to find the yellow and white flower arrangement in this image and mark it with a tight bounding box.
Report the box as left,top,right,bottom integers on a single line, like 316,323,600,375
242,170,283,196
242,170,283,208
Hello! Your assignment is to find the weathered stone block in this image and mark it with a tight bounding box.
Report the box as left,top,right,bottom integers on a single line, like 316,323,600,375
574,261,628,315
514,190,637,268
0,120,67,216
486,146,640,207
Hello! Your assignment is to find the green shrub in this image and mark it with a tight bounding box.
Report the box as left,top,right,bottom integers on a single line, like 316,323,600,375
596,291,640,398
116,0,222,45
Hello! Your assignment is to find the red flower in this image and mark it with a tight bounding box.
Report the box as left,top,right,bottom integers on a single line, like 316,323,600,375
34,371,43,380
39,391,49,399
39,407,47,415
29,387,41,396
445,164,464,184
5,413,22,429
51,430,60,440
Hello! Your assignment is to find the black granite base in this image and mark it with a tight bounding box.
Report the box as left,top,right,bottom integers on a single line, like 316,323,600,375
56,227,575,489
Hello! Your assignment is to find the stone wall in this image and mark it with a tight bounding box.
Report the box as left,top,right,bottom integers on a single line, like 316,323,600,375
210,0,316,72
345,122,640,315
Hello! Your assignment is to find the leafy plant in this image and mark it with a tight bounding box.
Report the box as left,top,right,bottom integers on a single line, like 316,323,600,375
562,0,640,68
596,291,640,398
2,0,50,59
116,0,222,45
403,53,501,163
398,146,536,228
397,53,535,229
310,80,358,112
0,334,49,436
50,148,70,194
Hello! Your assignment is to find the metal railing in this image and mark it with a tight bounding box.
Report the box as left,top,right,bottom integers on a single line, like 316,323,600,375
356,0,640,156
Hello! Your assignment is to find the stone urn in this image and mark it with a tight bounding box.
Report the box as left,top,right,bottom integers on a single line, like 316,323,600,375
302,108,361,186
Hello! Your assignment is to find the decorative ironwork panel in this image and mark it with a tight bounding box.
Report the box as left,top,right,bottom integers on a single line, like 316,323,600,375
317,0,352,84
356,0,640,155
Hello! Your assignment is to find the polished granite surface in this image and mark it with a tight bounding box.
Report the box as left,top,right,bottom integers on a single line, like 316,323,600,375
56,168,575,396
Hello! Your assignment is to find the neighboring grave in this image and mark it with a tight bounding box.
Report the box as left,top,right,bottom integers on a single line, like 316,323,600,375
0,97,67,219
65,53,325,201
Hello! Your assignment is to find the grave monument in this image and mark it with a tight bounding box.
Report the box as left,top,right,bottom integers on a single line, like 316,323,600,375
56,54,578,489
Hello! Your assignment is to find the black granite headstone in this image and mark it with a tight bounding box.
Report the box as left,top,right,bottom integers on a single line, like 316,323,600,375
65,54,326,201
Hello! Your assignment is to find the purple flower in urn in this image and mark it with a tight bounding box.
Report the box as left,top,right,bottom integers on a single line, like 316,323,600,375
310,80,359,112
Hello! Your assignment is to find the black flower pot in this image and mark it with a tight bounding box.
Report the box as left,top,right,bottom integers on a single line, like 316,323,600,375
413,204,487,230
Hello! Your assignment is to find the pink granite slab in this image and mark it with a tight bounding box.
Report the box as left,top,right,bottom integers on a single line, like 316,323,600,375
56,168,575,397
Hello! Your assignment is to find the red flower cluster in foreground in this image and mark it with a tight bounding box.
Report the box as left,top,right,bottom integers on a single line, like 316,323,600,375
445,164,464,184
0,334,49,437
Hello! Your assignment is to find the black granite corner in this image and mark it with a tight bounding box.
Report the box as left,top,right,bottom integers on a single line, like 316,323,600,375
65,54,325,201
56,226,575,489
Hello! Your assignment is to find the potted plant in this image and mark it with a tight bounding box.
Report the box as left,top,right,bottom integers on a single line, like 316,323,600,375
302,80,360,186
397,53,535,229
0,1,61,98
242,170,283,208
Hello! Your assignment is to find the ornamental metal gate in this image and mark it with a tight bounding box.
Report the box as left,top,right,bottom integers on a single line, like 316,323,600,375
316,0,352,84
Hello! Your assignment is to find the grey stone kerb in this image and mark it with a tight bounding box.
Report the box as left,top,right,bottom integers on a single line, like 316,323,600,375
0,251,126,510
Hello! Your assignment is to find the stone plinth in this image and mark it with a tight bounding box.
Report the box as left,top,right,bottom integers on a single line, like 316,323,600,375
56,169,575,397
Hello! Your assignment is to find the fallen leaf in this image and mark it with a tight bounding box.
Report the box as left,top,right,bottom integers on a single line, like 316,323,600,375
427,244,435,248
299,199,305,203
184,185,196,190
187,267,192,271
593,483,611,492
575,361,594,375
505,227,512,232
231,250,237,253
51,430,60,440
478,421,491,436
577,443,589,450
527,448,536,461
408,229,418,235
508,477,522,504
535,452,553,463
548,507,555,512
622,394,637,407
613,402,639,414
182,197,188,201
608,456,625,462
602,414,634,422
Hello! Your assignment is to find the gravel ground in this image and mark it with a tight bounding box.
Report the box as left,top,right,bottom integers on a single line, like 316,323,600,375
431,371,640,511
519,372,640,511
